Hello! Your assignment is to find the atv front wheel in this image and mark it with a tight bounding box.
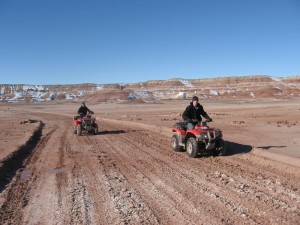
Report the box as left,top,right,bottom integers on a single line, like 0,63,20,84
186,138,199,158
93,124,98,135
77,124,82,136
171,134,183,152
213,139,226,156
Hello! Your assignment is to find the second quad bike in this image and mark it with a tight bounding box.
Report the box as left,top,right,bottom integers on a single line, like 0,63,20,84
171,120,226,158
73,113,98,136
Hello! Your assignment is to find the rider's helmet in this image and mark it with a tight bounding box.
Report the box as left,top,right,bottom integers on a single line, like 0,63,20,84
192,96,199,102
81,102,86,106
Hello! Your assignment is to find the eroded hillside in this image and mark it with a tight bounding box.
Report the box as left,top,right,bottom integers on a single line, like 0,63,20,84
1,76,299,103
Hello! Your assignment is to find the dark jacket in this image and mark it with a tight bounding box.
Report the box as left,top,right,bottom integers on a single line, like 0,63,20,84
182,102,211,122
78,106,93,115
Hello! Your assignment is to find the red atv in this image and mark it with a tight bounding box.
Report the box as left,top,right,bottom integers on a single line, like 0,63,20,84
73,113,98,136
171,120,226,157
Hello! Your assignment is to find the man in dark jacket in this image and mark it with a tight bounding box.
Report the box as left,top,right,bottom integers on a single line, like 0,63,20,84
182,96,212,130
78,102,94,117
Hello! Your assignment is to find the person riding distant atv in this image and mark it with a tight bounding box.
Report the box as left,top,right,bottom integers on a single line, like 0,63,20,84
182,96,212,129
78,102,94,117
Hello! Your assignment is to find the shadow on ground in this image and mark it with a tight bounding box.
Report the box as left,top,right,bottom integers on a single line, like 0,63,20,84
256,146,287,150
99,130,126,135
225,141,253,156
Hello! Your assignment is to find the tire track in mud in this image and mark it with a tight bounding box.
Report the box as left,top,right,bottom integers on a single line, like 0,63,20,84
84,126,236,224
133,127,300,224
48,127,95,225
98,128,252,224
81,134,160,225
58,129,129,225
92,121,300,224
97,136,221,224
0,124,57,225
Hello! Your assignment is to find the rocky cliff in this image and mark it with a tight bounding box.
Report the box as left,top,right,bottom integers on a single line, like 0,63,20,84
1,75,299,103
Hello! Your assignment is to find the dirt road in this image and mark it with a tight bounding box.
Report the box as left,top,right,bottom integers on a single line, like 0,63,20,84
0,110,300,225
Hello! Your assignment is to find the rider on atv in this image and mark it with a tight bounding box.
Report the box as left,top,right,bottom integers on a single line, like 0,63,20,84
78,102,94,117
182,96,212,130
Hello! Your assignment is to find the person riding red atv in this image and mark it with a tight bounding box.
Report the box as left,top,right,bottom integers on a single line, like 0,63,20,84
171,120,226,157
73,112,98,136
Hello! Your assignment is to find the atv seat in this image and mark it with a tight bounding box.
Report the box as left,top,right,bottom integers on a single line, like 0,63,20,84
174,122,188,130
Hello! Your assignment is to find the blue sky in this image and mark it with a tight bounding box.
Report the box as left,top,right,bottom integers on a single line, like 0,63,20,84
0,0,299,84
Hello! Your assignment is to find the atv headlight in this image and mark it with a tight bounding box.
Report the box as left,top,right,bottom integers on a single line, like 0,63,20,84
200,134,208,139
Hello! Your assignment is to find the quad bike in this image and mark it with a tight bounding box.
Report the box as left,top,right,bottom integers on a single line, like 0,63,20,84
73,113,98,136
171,120,226,158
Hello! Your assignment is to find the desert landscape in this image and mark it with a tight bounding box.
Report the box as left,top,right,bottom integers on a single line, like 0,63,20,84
0,76,300,224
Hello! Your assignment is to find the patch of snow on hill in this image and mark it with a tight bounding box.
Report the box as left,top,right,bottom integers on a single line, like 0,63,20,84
179,79,194,88
48,92,57,100
78,91,85,96
0,86,5,95
210,90,219,96
226,85,235,93
96,85,104,90
128,91,151,99
250,92,255,98
23,85,46,92
32,97,45,102
27,91,43,100
65,94,76,100
9,85,18,93
270,77,283,82
13,92,25,100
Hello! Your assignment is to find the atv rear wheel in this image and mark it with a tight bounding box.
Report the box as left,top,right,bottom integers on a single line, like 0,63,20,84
213,139,226,156
77,124,82,136
171,134,183,152
186,137,199,158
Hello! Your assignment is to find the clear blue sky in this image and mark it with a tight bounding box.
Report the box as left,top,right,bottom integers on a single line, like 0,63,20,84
0,0,299,84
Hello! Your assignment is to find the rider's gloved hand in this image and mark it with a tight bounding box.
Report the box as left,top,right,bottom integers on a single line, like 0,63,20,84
206,118,212,122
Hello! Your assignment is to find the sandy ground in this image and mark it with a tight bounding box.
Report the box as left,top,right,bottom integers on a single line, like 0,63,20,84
0,98,300,224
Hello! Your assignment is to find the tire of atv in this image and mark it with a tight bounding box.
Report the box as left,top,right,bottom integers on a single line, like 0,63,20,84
93,124,98,135
186,138,199,158
213,138,226,156
77,124,82,136
73,126,77,134
171,134,183,152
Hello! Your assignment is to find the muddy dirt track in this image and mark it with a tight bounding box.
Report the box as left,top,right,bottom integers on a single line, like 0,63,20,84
0,110,300,225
